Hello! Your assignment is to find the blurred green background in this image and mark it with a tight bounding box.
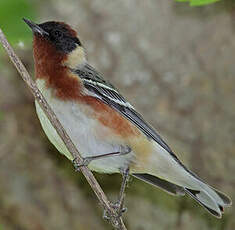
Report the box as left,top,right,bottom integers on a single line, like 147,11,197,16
0,0,235,229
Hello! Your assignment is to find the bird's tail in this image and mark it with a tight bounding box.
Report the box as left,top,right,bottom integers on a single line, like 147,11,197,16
134,141,232,217
183,178,232,218
133,172,231,218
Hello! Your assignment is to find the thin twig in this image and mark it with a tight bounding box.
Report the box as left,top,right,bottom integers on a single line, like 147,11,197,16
0,28,127,230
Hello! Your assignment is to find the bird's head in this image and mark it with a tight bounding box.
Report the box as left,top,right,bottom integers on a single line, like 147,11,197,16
23,18,86,69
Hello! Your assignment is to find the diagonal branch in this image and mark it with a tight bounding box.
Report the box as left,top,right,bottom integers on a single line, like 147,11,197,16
0,28,127,230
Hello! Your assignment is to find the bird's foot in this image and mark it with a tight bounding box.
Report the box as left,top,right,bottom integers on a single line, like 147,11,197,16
103,201,127,222
103,167,129,222
112,201,127,216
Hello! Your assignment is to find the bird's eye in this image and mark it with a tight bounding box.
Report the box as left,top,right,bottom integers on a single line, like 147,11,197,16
53,30,63,38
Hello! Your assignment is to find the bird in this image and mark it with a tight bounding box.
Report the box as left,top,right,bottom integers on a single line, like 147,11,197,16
23,18,231,218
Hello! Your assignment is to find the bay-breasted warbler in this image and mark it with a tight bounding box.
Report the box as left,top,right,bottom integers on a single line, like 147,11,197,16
24,18,231,218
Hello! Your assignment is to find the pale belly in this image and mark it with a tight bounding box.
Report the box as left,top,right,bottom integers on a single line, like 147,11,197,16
35,79,135,173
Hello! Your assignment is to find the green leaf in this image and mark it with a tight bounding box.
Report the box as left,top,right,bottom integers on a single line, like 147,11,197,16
190,0,220,6
0,0,36,49
175,0,220,6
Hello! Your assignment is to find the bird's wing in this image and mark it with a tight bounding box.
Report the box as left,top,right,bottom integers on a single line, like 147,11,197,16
72,64,179,161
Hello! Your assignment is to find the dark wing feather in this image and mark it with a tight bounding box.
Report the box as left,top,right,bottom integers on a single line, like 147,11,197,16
72,64,180,162
133,173,185,196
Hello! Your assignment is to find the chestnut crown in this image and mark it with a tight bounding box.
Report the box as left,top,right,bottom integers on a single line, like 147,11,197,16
23,18,82,54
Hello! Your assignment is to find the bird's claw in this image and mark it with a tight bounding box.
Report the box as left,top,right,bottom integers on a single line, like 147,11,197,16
103,201,127,221
112,201,127,214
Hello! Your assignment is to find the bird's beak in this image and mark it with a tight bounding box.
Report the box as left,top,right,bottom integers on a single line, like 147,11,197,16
23,18,49,36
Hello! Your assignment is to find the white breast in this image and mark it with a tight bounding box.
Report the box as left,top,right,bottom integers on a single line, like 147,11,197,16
35,79,135,173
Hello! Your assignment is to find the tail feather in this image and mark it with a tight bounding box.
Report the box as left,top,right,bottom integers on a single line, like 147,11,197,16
132,173,231,218
139,141,232,217
190,179,232,216
214,189,232,206
184,187,229,218
183,168,232,208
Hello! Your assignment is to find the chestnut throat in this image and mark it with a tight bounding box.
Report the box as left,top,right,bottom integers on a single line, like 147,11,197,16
33,35,81,100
